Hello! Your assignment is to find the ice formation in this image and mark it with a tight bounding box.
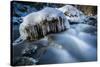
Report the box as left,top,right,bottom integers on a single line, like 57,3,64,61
19,7,70,41
58,5,86,23
84,15,97,26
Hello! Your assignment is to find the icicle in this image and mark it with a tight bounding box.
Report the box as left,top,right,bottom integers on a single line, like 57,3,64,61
36,25,39,39
45,22,48,34
57,16,61,32
59,17,63,31
41,25,45,37
61,17,64,31
37,24,41,39
47,22,50,33
35,24,39,39
63,18,67,30
52,18,55,32
38,24,42,38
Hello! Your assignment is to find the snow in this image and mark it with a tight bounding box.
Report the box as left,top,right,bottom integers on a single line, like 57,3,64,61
19,7,70,41
58,5,86,23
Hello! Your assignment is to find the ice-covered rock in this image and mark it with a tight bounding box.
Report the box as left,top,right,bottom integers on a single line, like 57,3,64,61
19,7,70,41
84,15,97,26
58,5,86,23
